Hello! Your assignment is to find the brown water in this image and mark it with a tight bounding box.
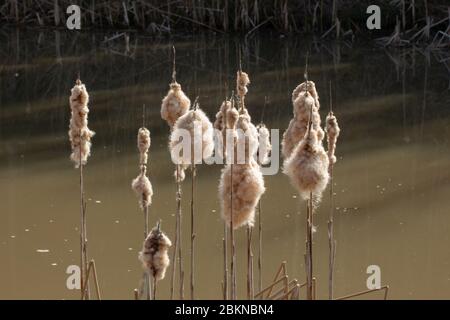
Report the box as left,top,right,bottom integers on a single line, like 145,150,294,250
1,30,449,300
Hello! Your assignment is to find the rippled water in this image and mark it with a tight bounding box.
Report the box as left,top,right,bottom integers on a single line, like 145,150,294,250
0,29,449,299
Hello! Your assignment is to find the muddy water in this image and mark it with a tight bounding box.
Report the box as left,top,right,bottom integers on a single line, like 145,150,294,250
0,30,449,299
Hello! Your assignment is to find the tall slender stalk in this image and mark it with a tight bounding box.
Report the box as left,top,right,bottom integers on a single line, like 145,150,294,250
230,163,236,300
306,192,313,300
304,55,313,301
327,83,336,300
223,223,228,300
190,164,196,300
257,200,263,295
79,157,87,300
230,96,236,300
167,45,185,300
247,226,254,300
177,166,184,299
143,106,151,300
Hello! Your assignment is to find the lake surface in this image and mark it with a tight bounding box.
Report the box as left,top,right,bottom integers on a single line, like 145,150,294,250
0,29,449,299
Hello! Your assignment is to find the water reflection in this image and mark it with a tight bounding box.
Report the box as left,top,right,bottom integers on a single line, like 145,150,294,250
0,30,449,299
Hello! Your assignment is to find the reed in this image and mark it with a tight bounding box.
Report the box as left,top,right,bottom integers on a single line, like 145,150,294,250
325,83,340,300
161,46,190,300
170,97,214,300
2,1,447,46
283,60,329,300
131,105,154,299
68,77,95,300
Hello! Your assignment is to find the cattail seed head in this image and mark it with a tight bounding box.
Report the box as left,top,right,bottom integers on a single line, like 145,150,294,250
292,80,320,109
237,71,250,98
219,161,265,229
283,129,329,201
257,124,271,165
68,79,95,168
137,127,151,165
226,106,239,130
214,100,232,131
170,107,214,171
161,82,191,128
132,167,153,210
236,108,259,163
282,85,324,159
138,223,172,281
325,111,340,168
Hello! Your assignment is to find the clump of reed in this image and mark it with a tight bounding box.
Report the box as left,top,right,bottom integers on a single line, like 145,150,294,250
68,77,100,300
131,106,154,300
4,1,447,46
138,221,172,300
170,97,214,300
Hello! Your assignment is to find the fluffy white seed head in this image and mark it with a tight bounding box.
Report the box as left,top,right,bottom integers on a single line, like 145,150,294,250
235,108,259,164
137,127,151,165
170,107,214,172
68,79,95,168
283,129,329,201
237,71,250,98
292,80,320,110
219,161,265,229
282,88,324,159
132,168,153,210
138,224,172,281
257,124,271,165
325,111,340,168
161,82,191,128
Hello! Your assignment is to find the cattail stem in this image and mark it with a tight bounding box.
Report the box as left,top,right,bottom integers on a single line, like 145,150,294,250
247,226,254,300
170,165,181,299
177,168,184,300
143,204,151,300
328,164,336,300
257,200,262,295
230,164,237,300
223,223,228,300
152,276,157,300
305,192,314,300
79,152,90,300
190,164,196,300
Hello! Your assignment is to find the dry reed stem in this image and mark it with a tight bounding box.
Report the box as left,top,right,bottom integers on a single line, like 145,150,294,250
336,285,390,300
257,200,263,296
81,260,101,300
260,261,287,298
170,164,183,300
305,192,314,300
230,162,236,299
177,166,184,299
254,275,289,299
152,276,157,300
269,279,298,300
223,223,228,300
190,164,196,300
246,226,254,300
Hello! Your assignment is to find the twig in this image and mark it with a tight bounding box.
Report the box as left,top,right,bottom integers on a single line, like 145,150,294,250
336,285,390,300
81,260,101,300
